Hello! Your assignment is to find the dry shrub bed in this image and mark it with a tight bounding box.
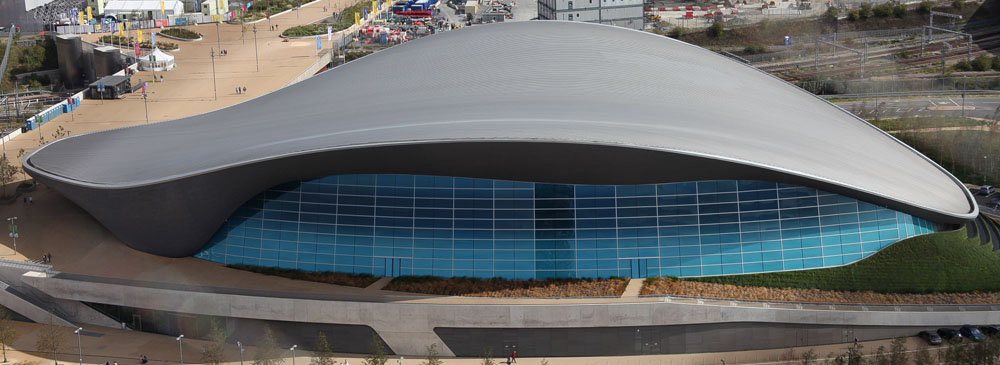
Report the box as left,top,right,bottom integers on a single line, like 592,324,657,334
227,264,379,288
642,277,1000,305
384,276,629,297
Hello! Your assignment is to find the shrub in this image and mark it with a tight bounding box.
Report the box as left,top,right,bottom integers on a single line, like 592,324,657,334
707,21,724,38
159,27,201,39
918,0,933,13
668,26,685,38
951,0,963,9
993,56,1000,71
847,9,861,21
872,3,893,17
384,276,629,297
743,44,766,54
824,6,839,20
858,3,873,19
971,55,993,71
953,60,973,71
227,264,379,287
892,4,906,17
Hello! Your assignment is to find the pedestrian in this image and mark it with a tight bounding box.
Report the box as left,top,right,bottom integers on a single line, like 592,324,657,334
853,337,859,346
242,86,247,94
22,197,26,204
511,351,516,363
28,196,33,204
159,75,163,82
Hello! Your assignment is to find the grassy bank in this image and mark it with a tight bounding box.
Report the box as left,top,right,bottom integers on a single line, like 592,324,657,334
866,116,987,131
226,264,379,287
681,228,1000,294
282,0,367,37
384,276,629,297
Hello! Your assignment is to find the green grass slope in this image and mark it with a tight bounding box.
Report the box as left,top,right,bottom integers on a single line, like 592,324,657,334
689,227,1000,294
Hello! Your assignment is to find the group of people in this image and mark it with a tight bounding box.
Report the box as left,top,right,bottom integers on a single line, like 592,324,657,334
505,351,517,365
270,24,280,31
22,195,32,204
40,252,52,263
236,86,249,95
139,355,149,364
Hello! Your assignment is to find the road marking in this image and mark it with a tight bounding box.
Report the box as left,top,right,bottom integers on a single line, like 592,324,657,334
948,98,960,107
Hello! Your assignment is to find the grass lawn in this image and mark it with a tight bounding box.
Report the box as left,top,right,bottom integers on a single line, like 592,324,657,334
867,116,986,131
686,227,1000,294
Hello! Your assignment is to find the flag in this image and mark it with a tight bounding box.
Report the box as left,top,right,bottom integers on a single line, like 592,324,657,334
266,12,270,19
160,1,165,14
327,26,332,41
363,7,368,19
138,29,143,43
78,11,85,26
231,10,235,18
316,35,321,50
86,6,92,20
134,41,141,55
241,4,246,11
218,0,224,12
247,1,253,8
142,82,147,94
372,1,377,15
354,11,360,25
152,32,157,48
118,22,124,36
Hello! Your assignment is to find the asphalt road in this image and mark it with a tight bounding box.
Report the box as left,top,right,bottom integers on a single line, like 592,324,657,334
835,96,1000,119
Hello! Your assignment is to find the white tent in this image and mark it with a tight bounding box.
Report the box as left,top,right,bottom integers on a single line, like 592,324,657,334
139,48,175,71
103,0,185,18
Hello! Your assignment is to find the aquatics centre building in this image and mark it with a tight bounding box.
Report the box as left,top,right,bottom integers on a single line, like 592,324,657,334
23,21,977,281
10,20,993,357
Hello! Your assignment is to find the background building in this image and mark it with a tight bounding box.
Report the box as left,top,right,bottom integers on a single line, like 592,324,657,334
537,0,644,30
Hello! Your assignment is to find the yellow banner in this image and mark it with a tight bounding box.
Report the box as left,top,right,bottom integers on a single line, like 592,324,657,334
354,11,360,26
78,11,84,25
118,23,124,37
372,1,377,15
218,0,224,12
138,29,143,43
160,1,165,14
86,6,92,20
96,24,102,30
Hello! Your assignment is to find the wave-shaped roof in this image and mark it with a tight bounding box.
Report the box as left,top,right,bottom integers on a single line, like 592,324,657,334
26,21,975,220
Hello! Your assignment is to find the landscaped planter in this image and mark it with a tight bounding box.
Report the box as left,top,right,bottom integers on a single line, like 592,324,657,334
156,29,203,41
16,181,36,193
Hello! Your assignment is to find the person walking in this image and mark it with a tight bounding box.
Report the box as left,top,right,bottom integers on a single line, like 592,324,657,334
242,86,247,94
511,351,516,363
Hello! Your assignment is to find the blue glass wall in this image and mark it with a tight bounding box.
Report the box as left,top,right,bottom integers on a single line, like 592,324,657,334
195,175,937,279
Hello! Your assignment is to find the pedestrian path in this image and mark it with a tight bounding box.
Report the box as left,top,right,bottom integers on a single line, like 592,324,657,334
621,278,644,298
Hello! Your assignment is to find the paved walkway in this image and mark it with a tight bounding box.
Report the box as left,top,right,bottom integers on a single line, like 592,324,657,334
5,0,357,173
0,320,948,365
621,278,644,298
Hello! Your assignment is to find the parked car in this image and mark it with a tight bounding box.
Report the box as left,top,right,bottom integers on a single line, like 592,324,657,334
979,325,1000,336
938,328,963,342
981,185,996,196
918,330,943,345
961,325,987,341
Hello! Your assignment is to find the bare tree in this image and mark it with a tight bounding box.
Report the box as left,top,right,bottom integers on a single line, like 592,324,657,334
0,307,18,363
35,316,63,365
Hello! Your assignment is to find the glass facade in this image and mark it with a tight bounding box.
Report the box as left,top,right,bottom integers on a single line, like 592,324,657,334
196,175,937,279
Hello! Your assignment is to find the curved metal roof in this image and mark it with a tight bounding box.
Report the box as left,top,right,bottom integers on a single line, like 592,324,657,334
26,21,976,221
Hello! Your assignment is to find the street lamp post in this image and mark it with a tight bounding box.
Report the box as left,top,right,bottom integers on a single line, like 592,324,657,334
142,92,149,124
216,21,222,52
210,48,218,100
290,345,297,365
237,341,245,365
176,334,185,365
985,156,989,185
6,217,17,255
253,25,259,72
74,327,83,365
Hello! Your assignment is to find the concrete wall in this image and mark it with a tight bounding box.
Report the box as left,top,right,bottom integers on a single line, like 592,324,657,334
21,272,1000,357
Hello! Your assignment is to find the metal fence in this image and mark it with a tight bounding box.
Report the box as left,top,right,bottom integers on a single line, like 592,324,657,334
56,14,231,34
798,76,1000,95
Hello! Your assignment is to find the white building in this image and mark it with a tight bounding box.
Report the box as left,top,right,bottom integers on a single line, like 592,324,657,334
537,0,643,30
103,0,185,19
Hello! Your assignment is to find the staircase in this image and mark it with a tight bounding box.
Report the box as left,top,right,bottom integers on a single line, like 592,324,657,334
967,214,1000,251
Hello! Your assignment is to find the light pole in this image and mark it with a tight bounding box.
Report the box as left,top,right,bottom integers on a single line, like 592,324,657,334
6,217,17,255
210,48,218,100
74,327,83,365
986,155,989,185
141,90,150,124
237,341,245,365
216,21,221,52
253,25,259,72
176,334,185,365
290,345,297,365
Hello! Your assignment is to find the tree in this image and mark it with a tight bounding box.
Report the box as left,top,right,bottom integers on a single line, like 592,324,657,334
800,349,817,365
0,156,17,199
918,0,933,13
847,9,861,21
35,316,63,365
480,347,495,365
951,0,963,9
913,345,933,365
707,21,724,38
888,337,908,365
253,326,284,365
858,3,873,19
825,6,840,20
0,308,18,363
892,4,906,17
872,345,889,365
363,335,387,365
972,55,994,71
420,344,442,365
872,3,892,17
668,26,685,39
15,150,26,181
846,343,864,365
201,320,227,365
310,332,335,365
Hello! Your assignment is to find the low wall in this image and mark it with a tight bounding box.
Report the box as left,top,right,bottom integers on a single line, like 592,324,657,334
21,272,1000,357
